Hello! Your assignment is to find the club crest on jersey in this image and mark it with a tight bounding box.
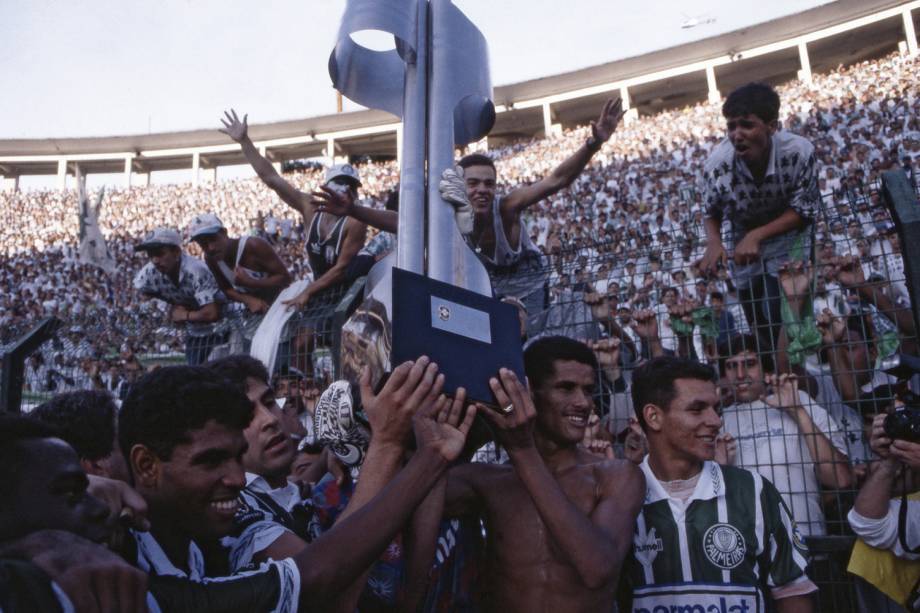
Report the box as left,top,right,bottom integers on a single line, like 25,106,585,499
703,523,746,569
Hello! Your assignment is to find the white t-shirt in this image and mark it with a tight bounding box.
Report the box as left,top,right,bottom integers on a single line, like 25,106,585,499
721,390,849,537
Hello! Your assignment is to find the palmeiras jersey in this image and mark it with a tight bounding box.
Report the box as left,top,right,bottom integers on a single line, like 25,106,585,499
622,458,811,613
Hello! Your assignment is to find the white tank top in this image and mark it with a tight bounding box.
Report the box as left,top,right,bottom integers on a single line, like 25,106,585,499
216,236,267,294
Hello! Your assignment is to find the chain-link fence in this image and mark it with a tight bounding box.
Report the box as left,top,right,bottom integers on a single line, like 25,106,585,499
3,166,918,610
483,164,920,612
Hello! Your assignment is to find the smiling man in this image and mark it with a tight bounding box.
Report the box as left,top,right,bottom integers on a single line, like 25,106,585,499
118,362,480,611
446,99,625,333
698,82,821,351
437,336,644,612
621,356,817,613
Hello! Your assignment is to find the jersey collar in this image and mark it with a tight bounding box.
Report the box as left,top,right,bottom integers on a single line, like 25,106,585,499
640,456,726,505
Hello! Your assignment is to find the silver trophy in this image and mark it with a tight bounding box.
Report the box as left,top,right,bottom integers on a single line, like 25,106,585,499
335,0,497,390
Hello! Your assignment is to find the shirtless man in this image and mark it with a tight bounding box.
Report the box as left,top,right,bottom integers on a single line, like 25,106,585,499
439,336,644,612
188,212,291,314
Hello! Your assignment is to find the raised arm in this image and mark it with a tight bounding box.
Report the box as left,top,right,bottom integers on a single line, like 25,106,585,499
219,109,314,218
480,369,644,589
326,358,446,612
292,381,476,602
501,98,624,216
765,374,853,490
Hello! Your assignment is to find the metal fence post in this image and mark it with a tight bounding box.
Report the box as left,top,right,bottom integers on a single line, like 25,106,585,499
0,317,61,413
881,168,920,334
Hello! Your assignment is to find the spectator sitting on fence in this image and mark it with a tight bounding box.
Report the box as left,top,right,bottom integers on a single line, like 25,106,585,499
619,355,817,612
29,389,130,483
698,82,821,364
220,110,368,377
718,333,853,537
188,213,291,316
132,227,229,365
440,98,626,334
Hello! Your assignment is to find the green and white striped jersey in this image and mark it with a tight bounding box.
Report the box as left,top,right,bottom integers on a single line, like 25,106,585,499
622,458,810,613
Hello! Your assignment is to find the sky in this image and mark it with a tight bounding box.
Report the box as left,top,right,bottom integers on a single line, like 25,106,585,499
0,0,834,140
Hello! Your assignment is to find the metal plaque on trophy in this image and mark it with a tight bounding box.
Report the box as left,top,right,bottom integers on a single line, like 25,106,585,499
335,0,525,405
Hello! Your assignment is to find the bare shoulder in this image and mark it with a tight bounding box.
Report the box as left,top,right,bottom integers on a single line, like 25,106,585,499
587,455,645,496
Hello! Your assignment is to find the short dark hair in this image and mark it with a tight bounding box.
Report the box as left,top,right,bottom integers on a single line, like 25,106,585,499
208,354,270,397
631,357,715,431
722,82,780,124
458,153,495,172
716,333,774,375
384,187,400,212
710,291,724,302
30,390,118,461
524,336,598,391
119,365,254,463
0,416,61,500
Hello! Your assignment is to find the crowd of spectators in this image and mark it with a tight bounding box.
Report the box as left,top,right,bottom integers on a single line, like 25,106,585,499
2,48,920,612
2,52,916,409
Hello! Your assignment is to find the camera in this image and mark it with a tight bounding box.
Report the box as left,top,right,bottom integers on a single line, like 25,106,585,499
884,403,920,443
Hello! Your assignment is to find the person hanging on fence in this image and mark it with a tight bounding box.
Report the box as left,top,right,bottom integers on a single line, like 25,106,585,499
132,227,229,365
219,109,367,377
439,98,627,335
188,213,291,315
698,82,822,366
188,212,292,353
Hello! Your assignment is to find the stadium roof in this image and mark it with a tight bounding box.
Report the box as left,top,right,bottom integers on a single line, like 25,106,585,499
1,0,917,180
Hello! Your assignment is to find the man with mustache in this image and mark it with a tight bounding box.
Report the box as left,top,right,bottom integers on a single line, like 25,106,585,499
698,82,821,353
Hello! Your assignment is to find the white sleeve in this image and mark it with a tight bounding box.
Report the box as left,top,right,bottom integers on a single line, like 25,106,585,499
799,391,849,457
848,498,920,560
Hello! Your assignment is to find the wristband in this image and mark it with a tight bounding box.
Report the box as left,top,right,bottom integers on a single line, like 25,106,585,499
586,135,601,152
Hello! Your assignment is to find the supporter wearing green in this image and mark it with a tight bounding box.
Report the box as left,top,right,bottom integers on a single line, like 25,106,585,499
621,356,816,613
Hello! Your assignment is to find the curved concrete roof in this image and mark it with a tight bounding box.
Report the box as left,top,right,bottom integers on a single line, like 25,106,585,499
1,0,916,177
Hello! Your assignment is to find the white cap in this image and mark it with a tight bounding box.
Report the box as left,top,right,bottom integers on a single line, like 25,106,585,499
135,228,181,252
324,163,361,187
187,213,225,240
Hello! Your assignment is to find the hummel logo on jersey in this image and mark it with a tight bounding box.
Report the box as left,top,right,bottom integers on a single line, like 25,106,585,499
634,526,664,567
703,523,746,569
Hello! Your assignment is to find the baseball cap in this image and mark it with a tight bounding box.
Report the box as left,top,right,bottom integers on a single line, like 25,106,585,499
135,228,181,252
187,213,225,240
324,163,361,187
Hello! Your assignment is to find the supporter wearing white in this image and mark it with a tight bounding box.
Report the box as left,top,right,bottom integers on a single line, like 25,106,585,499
719,341,853,537
699,83,821,353
132,228,228,365
849,412,920,560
